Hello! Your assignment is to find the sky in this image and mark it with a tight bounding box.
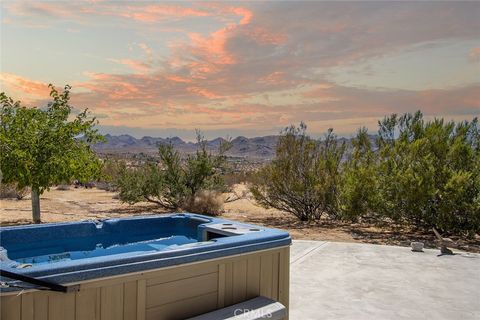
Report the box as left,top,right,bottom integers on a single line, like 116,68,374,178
1,1,479,140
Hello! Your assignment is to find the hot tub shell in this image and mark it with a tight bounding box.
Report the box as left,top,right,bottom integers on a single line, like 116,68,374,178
0,214,290,320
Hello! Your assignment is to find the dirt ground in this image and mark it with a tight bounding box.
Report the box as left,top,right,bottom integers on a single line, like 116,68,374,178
1,185,479,253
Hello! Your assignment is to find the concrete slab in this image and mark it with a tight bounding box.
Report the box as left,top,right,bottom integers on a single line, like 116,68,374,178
289,241,480,320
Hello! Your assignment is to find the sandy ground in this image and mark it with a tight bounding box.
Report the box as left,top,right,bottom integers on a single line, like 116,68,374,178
1,185,479,252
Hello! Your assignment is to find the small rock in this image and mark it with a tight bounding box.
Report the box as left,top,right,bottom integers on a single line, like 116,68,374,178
411,241,424,252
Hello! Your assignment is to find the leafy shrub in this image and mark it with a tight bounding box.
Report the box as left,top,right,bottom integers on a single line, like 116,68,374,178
115,132,230,215
95,158,127,191
250,123,345,221
339,112,479,235
339,127,379,221
372,112,480,235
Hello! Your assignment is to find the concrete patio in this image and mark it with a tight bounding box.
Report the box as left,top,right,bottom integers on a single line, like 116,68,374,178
289,240,480,320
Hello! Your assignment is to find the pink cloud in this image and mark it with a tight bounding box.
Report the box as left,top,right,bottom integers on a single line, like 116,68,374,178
188,29,236,65
109,58,151,73
0,73,50,103
187,87,221,99
6,70,477,134
166,75,192,84
3,2,480,135
3,2,254,26
115,4,211,23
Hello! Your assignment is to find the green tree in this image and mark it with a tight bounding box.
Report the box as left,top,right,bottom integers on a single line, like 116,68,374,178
250,123,346,221
0,85,103,223
116,132,231,215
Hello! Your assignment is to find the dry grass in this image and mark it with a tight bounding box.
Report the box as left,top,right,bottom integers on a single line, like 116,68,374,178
182,190,224,216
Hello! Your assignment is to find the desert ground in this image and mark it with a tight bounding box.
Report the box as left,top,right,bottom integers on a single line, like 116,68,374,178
1,184,479,253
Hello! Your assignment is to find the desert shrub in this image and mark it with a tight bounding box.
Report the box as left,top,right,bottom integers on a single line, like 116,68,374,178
0,183,19,198
0,182,28,199
115,132,231,215
372,112,480,235
224,171,256,187
340,112,480,235
99,158,127,191
339,127,379,221
56,184,71,191
250,123,345,221
116,162,166,205
182,190,224,216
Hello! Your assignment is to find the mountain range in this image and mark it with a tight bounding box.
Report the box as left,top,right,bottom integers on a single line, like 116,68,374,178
92,134,376,159
92,134,281,159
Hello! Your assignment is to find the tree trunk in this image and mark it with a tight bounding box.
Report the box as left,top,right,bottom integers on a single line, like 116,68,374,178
31,188,41,223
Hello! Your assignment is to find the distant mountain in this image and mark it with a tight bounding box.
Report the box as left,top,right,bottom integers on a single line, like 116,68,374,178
92,133,377,159
92,134,280,159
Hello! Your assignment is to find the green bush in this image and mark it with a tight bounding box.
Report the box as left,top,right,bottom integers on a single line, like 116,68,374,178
115,132,230,215
251,113,479,236
339,111,479,235
339,127,379,221
371,112,480,235
250,123,345,221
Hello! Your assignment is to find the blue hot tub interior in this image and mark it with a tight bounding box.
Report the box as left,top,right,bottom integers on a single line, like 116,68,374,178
1,215,204,266
0,214,291,290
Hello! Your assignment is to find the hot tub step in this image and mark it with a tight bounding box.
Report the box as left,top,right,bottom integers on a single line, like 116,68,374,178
186,296,286,320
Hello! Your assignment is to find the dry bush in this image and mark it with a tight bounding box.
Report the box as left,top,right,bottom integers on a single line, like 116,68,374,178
56,184,71,190
224,171,256,188
182,190,224,216
0,183,28,199
95,181,116,191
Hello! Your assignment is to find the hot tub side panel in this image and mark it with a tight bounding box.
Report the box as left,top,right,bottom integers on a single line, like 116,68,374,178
0,246,290,320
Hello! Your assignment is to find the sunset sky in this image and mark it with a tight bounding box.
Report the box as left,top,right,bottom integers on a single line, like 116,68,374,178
1,1,479,139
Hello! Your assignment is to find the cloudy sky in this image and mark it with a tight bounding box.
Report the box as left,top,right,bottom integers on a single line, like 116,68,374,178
1,1,479,139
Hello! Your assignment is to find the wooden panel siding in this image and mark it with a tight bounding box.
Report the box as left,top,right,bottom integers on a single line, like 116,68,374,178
1,246,290,320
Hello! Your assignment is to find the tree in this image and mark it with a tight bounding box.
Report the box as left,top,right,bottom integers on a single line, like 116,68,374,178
0,85,103,223
250,123,345,221
116,131,231,215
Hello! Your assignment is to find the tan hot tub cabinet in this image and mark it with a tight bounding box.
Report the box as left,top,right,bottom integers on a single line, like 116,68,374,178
0,245,290,320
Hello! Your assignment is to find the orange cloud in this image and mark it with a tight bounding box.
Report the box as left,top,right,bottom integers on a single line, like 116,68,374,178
4,2,254,27
0,73,50,102
188,28,236,65
200,3,253,25
109,58,151,73
116,4,210,23
187,87,221,99
166,75,192,84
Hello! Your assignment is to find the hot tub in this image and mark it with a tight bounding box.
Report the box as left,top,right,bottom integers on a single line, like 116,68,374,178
0,213,291,320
